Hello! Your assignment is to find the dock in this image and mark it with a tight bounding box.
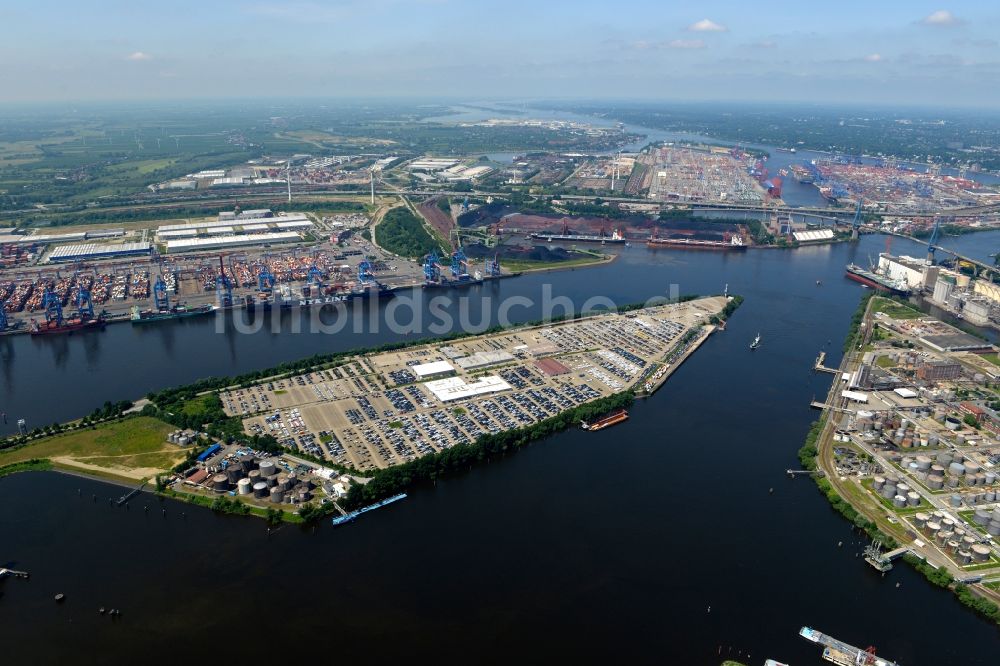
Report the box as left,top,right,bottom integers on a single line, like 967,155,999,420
116,481,145,506
800,626,900,666
814,350,840,374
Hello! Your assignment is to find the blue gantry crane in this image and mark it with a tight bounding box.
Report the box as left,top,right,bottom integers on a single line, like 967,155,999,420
307,265,324,288
423,250,442,282
42,287,63,325
450,246,468,279
257,263,276,292
485,254,501,278
358,259,374,285
215,255,233,307
76,281,95,318
153,275,169,311
462,195,470,212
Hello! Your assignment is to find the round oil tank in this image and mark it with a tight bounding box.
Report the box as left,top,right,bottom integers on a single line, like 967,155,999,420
966,461,982,475
269,487,284,504
299,477,313,490
239,455,256,472
914,512,929,528
873,475,886,489
915,455,932,470
927,434,939,447
925,521,941,533
212,474,229,492
986,472,997,485
937,451,954,464
893,495,907,508
972,544,991,562
237,478,252,495
296,489,312,502
936,530,952,545
927,475,944,490
930,464,946,476
988,522,1000,536
898,482,911,495
907,492,920,506
992,507,1000,523
253,482,268,498
949,462,966,476
248,469,261,484
225,466,242,484
962,535,977,549
956,434,966,446
947,539,960,553
950,494,963,508
880,486,896,499
958,550,973,565
942,518,956,530
265,474,277,488
259,461,276,477
986,491,997,502
947,477,960,488
275,472,289,491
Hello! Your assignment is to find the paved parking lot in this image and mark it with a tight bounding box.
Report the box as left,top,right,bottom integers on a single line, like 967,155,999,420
222,296,726,471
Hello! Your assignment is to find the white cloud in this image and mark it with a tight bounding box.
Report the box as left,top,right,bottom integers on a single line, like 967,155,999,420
688,19,727,33
668,39,706,49
746,40,776,49
864,53,884,62
921,10,961,26
126,51,152,61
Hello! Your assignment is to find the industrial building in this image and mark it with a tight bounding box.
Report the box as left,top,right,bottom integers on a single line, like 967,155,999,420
407,158,460,172
425,375,513,402
792,229,835,243
164,232,301,254
411,360,456,380
878,254,938,290
47,242,152,263
454,350,515,371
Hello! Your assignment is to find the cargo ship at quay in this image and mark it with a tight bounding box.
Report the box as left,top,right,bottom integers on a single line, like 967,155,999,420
799,626,900,666
130,303,216,323
844,263,911,296
580,408,629,431
29,314,106,336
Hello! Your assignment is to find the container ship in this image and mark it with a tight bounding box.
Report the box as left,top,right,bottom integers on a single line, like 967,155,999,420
845,263,911,296
581,408,628,431
130,303,216,324
799,626,900,666
647,233,747,251
30,315,105,336
331,493,407,527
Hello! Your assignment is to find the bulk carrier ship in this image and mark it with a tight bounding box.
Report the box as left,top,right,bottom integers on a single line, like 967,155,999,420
647,233,747,251
845,263,911,296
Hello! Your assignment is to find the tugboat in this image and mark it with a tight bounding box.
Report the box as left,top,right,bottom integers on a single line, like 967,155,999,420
750,332,761,350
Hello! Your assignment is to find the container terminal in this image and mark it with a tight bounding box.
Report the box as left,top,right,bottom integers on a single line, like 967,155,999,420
0,208,513,335
221,296,729,473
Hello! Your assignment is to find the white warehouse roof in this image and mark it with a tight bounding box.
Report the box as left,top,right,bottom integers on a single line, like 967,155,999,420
793,229,835,243
165,232,301,253
425,375,512,402
412,360,455,378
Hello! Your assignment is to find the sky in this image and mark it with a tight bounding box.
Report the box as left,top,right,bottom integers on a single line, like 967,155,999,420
1,1,999,106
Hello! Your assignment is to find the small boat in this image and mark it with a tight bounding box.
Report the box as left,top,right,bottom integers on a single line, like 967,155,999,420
750,332,761,350
816,279,822,285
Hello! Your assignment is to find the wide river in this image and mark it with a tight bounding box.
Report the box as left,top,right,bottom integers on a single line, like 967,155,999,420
3,230,1000,664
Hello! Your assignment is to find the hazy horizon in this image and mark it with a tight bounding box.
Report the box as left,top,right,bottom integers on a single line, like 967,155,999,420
2,2,999,107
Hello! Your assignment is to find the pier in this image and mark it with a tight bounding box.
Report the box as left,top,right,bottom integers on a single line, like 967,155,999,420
814,351,840,374
116,481,145,506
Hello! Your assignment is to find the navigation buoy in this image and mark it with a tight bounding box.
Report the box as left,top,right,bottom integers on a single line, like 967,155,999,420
54,593,65,603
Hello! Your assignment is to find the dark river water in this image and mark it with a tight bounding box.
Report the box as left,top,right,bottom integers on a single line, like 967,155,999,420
3,232,1000,664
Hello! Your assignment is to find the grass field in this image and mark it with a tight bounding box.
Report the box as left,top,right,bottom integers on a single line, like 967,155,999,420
872,297,923,320
0,416,185,479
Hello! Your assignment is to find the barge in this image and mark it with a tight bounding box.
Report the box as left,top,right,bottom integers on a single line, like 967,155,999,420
581,408,629,431
647,234,747,251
